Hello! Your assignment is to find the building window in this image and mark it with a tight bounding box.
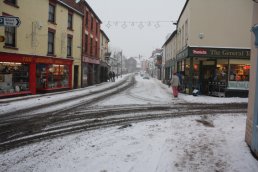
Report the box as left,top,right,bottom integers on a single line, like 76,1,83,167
48,31,55,55
91,16,94,31
85,11,89,27
85,34,88,54
96,22,98,35
4,0,18,7
48,4,55,23
5,26,16,47
68,13,73,30
90,37,93,56
67,36,72,57
95,40,97,57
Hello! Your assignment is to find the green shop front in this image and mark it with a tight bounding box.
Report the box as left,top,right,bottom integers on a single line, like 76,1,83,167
176,47,250,97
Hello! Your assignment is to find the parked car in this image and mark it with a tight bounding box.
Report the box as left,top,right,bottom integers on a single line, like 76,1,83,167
143,75,150,79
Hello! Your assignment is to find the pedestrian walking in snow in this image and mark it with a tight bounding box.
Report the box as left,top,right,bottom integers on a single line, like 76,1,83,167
112,71,116,82
170,72,180,98
108,71,113,82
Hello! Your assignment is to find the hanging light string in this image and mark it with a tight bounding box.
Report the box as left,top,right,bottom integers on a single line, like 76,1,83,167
104,20,177,29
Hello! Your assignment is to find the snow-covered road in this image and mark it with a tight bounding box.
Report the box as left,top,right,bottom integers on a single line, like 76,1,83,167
0,75,257,172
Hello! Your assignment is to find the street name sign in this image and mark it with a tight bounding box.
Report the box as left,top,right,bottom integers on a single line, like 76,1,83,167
0,16,21,27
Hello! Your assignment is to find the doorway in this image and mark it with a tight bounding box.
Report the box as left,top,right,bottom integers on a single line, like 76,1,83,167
73,65,79,89
200,64,215,94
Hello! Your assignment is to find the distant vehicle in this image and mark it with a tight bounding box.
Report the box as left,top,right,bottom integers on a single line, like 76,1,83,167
143,75,150,79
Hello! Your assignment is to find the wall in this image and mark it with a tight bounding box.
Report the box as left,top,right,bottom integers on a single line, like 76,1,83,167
0,0,48,55
188,0,252,48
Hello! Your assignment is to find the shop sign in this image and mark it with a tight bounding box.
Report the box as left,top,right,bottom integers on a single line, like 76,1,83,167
22,57,33,63
189,47,250,59
193,49,207,55
35,58,53,64
83,56,100,64
227,81,249,90
176,48,189,60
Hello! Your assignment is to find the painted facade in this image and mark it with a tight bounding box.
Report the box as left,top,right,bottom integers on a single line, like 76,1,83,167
174,0,252,96
99,29,110,82
163,30,177,81
0,0,83,97
78,0,101,87
246,1,258,158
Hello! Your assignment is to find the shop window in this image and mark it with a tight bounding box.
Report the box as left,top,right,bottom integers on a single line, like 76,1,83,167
0,62,29,95
48,31,55,55
5,26,16,47
229,64,250,81
36,64,69,90
67,36,72,57
48,4,55,23
215,64,228,82
68,13,73,30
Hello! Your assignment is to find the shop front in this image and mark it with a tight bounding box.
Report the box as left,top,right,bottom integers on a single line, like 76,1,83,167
176,47,250,97
82,56,100,87
0,52,73,98
99,61,110,83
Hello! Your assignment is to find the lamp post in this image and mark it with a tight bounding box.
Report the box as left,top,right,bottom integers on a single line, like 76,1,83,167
251,23,258,154
120,51,123,78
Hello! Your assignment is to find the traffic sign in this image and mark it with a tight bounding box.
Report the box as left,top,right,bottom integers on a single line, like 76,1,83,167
0,16,21,27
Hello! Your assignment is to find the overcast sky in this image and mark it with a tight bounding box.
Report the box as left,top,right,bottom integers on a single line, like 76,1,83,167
85,0,186,58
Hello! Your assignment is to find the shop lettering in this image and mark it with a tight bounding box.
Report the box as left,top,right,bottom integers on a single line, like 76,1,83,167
222,50,244,57
193,50,207,55
210,50,221,56
22,57,32,62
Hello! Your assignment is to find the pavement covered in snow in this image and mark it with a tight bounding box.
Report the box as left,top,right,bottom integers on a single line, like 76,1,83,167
0,75,257,172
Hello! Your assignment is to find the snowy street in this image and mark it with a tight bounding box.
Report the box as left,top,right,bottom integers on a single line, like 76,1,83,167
0,75,257,172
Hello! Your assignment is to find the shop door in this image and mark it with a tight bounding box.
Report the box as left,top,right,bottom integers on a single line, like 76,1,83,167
200,65,215,94
73,65,79,89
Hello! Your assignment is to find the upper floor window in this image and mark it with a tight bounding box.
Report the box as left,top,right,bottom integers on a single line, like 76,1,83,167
68,13,73,30
48,4,55,23
48,31,55,55
85,11,89,27
96,22,98,35
67,36,72,57
4,0,17,7
85,34,88,54
5,26,16,47
90,37,93,56
95,40,98,57
91,16,94,31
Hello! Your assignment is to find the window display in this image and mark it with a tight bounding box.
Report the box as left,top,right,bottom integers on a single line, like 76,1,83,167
36,64,69,90
0,62,29,95
229,64,250,81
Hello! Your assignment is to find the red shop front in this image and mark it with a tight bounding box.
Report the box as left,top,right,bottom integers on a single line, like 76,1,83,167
0,52,73,98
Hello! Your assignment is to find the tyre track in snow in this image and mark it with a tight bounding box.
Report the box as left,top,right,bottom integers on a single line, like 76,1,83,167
0,102,247,152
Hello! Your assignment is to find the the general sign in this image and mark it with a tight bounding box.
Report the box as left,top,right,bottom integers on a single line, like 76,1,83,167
0,16,21,27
